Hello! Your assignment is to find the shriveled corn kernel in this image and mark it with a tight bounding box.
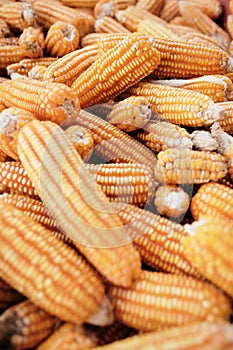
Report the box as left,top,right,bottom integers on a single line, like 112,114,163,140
0,1,37,31
7,57,58,77
0,278,24,310
65,125,94,161
190,130,218,151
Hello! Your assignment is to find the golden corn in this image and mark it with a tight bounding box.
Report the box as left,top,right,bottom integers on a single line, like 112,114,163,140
71,33,161,108
135,0,165,15
94,0,136,19
137,19,180,40
81,32,127,47
128,82,225,127
155,148,227,184
190,182,233,222
0,278,24,310
18,26,45,58
218,101,233,134
0,44,41,69
0,300,58,349
190,130,218,151
181,32,220,48
17,120,141,287
61,0,99,7
65,125,94,161
0,36,19,46
183,217,233,297
7,57,58,77
109,270,231,331
28,64,47,80
0,78,80,124
95,15,130,33
160,0,179,22
168,23,201,36
0,1,37,31
179,0,223,19
0,202,105,323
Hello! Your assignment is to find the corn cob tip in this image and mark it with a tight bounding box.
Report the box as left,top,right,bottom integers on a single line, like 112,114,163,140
184,217,207,237
203,101,226,125
86,296,114,327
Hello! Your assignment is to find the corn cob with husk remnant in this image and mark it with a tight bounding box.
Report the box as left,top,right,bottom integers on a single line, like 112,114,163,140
0,278,24,310
95,15,130,33
65,125,94,161
183,217,233,297
17,120,141,287
137,19,180,40
7,57,58,77
0,300,59,350
190,130,218,151
218,101,233,134
94,0,136,19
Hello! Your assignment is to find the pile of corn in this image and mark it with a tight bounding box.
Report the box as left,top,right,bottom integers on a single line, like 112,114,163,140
0,0,233,349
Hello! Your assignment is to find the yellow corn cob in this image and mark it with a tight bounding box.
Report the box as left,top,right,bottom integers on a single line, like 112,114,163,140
95,15,130,33
135,0,165,15
0,161,38,198
116,203,201,277
37,323,98,350
86,163,156,206
134,120,193,152
179,0,223,19
0,1,37,31
137,19,180,40
0,19,10,38
190,182,233,222
169,15,190,26
168,23,201,36
43,45,98,85
106,96,151,132
218,101,233,133
28,64,47,80
65,125,94,161
0,36,19,46
75,109,156,166
155,148,227,184
0,107,35,160
160,0,179,22
87,101,115,119
18,26,45,58
61,0,99,6
0,0,16,6
109,270,231,331
190,130,218,151
17,120,141,287
0,278,24,310
72,33,161,108
81,32,128,47
45,21,79,57
128,82,225,127
0,78,80,124
7,57,58,77
94,0,136,19
87,322,233,350
0,202,105,323
0,300,59,350
183,217,233,297
0,45,41,69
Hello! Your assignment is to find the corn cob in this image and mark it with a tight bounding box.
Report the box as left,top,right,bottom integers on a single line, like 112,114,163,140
181,32,220,48
86,101,116,119
17,120,141,287
95,15,130,33
137,19,180,40
179,0,223,19
0,1,37,31
155,148,227,184
218,101,233,134
190,130,218,151
75,109,156,167
135,0,165,15
160,0,179,22
168,23,201,36
72,33,161,108
0,107,35,160
183,217,233,297
169,15,190,26
82,33,128,48
18,26,45,58
0,19,10,38
65,125,94,161
86,163,156,206
28,64,47,80
0,36,19,46
190,182,233,222
109,270,231,331
0,45,40,69
32,0,90,37
128,82,225,127
61,0,99,6
45,21,79,57
106,96,151,132
87,322,233,350
211,122,233,180
116,203,201,277
0,202,105,323
7,57,58,77
0,300,59,350
0,78,80,124
94,0,136,19
134,120,193,153
43,45,98,86
0,278,24,310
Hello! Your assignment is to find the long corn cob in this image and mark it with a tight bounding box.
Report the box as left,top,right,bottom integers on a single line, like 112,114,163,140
183,217,233,297
7,57,58,77
137,19,180,40
0,300,59,350
0,1,37,31
81,32,128,47
95,15,130,33
72,33,161,108
17,120,141,287
190,182,233,222
94,0,136,19
218,101,233,134
154,148,227,184
135,0,165,15
128,82,225,127
109,270,231,331
0,78,80,124
0,278,24,310
168,23,201,36
65,125,94,161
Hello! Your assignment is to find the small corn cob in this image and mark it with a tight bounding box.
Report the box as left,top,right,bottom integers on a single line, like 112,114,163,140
160,0,179,22
86,163,156,206
17,120,141,287
128,82,225,127
134,120,193,153
28,64,47,80
179,0,223,19
0,1,37,31
87,322,233,350
0,107,35,160
32,0,90,37
155,148,227,185
183,217,233,297
154,185,190,218
0,161,38,198
0,278,24,310
191,182,233,222
0,78,80,124
95,15,130,33
211,122,233,180
135,0,165,15
18,26,45,58
0,19,10,38
190,130,218,151
45,21,79,58
37,323,98,350
116,203,201,277
75,109,157,167
137,19,180,40
43,45,98,86
106,96,151,132
0,300,59,350
109,270,231,331
0,202,105,323
218,101,233,134
7,57,58,77
72,33,161,108
65,125,94,161
61,0,99,6
94,0,136,19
